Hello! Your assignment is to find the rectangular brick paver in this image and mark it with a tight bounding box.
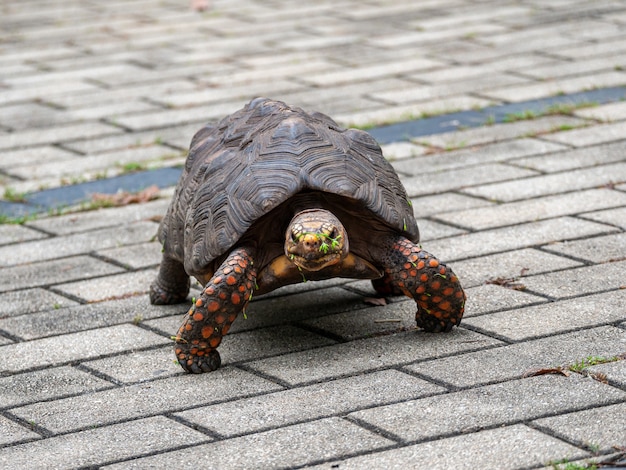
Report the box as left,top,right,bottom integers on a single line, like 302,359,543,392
348,374,625,442
174,370,444,439
0,416,210,470
0,324,169,374
464,290,626,342
245,328,502,386
313,424,586,470
104,417,394,470
8,367,282,435
407,326,626,388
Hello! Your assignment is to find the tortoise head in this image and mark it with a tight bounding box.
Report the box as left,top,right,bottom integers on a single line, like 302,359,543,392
285,209,348,272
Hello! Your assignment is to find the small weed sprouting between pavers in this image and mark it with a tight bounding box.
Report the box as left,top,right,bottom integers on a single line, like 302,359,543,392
568,355,620,373
118,162,148,174
548,459,598,470
525,355,623,382
132,314,143,325
2,187,27,203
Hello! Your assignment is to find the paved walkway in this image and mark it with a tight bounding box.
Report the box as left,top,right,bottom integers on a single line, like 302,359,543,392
1,1,625,468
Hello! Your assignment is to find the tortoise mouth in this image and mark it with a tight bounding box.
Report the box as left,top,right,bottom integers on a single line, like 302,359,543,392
290,252,342,272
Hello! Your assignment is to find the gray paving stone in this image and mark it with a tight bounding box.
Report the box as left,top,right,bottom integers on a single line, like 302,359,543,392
403,163,539,197
520,260,626,299
0,324,169,374
463,290,626,342
533,403,626,453
335,96,494,128
175,370,445,439
0,121,123,151
0,255,124,293
574,100,626,121
543,121,626,147
511,141,626,173
370,72,530,105
462,284,547,317
349,374,626,442
434,188,626,230
0,294,183,340
381,141,430,161
425,217,615,262
582,207,626,230
0,145,78,170
0,288,79,318
542,232,626,264
0,365,112,409
416,218,467,240
462,161,626,202
25,198,170,235
479,71,626,102
311,424,587,470
515,54,626,80
0,415,39,446
415,116,587,149
301,57,445,87
588,360,626,389
410,192,494,217
219,325,338,365
446,248,582,287
246,328,502,386
104,417,394,470
0,102,69,131
0,221,158,267
9,367,282,434
406,326,626,388
82,346,182,384
96,241,162,269
301,299,419,341
0,224,48,246
7,145,179,182
391,138,567,176
53,268,156,302
0,80,99,107
0,416,210,470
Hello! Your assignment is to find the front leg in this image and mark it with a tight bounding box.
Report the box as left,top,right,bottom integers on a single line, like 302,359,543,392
380,236,465,332
173,246,257,373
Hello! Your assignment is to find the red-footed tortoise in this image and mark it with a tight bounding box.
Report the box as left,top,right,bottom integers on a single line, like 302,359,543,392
151,98,466,374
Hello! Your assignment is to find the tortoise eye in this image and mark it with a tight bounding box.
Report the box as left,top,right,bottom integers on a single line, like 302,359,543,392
291,230,300,242
329,228,339,240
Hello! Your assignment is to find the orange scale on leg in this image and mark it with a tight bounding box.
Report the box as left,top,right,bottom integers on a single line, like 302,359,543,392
209,337,221,348
215,314,226,324
420,274,429,283
218,292,227,300
207,301,221,312
226,275,237,286
193,312,204,322
201,326,214,338
231,293,241,305
430,281,441,290
221,324,230,335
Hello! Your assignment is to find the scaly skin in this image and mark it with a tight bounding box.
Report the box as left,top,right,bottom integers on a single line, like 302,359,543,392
150,256,190,305
172,246,257,373
378,236,465,332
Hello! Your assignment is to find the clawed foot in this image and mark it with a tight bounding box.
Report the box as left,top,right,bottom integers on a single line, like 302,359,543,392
174,345,221,373
416,310,456,332
149,281,189,305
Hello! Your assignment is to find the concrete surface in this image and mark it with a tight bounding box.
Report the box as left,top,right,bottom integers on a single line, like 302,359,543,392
1,0,625,469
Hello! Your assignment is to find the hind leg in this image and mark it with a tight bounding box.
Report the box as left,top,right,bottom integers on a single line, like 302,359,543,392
150,255,190,305
173,246,257,373
372,274,405,296
380,236,466,332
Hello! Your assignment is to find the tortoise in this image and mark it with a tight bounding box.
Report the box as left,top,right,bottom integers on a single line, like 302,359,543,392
150,98,466,374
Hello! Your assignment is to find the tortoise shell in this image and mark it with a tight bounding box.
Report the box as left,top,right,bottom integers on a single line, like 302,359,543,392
158,97,419,276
